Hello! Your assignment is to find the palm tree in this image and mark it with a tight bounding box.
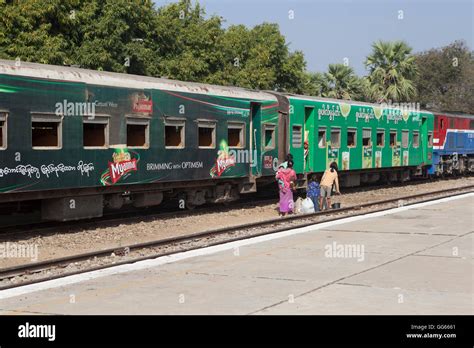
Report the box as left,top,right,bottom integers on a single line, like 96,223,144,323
365,40,418,102
322,64,364,100
303,72,327,97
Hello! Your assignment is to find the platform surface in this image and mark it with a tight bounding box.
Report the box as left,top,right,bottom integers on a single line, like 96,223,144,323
0,194,473,315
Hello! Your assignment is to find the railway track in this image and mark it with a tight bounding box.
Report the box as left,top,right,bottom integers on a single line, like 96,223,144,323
0,184,472,291
0,175,467,240
0,194,278,240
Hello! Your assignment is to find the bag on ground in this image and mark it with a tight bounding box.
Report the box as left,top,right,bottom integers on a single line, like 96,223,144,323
301,197,315,214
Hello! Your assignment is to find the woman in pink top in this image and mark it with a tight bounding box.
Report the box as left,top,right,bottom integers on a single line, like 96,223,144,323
275,160,297,216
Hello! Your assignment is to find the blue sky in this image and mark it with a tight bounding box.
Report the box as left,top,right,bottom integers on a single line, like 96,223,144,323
154,0,473,76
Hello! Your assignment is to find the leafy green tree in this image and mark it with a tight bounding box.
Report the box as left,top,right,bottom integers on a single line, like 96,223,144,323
413,40,473,113
365,40,418,103
0,0,74,64
153,0,225,81
0,0,311,93
208,22,308,93
74,0,160,75
0,0,161,75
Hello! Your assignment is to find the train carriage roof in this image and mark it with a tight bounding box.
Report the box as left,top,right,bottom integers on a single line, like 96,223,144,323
284,93,436,114
0,59,277,102
432,112,474,119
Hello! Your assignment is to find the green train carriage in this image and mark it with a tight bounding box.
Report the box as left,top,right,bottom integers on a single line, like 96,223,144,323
0,60,281,222
279,94,434,186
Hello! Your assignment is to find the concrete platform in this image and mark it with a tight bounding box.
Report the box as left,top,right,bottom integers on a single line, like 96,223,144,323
0,194,472,315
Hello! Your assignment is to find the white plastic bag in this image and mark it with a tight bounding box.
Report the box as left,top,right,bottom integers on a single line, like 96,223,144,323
301,197,315,214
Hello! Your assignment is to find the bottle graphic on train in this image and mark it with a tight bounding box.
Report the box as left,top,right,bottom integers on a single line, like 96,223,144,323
100,148,140,186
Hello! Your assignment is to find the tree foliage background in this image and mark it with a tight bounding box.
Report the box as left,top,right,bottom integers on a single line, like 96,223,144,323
0,0,472,113
413,41,473,114
0,0,308,93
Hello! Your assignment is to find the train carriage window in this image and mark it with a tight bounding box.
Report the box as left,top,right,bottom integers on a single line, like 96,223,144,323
389,130,397,147
263,124,276,150
127,118,149,148
362,128,372,147
347,128,356,147
165,119,185,148
318,128,327,148
376,129,384,147
292,125,302,148
83,117,109,148
456,133,465,148
198,121,216,149
440,119,445,129
470,120,474,130
0,113,6,149
228,122,245,148
402,130,409,148
428,132,433,147
330,128,341,148
32,114,62,149
413,131,419,148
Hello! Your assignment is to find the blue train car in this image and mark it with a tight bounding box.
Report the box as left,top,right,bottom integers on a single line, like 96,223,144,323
429,113,474,175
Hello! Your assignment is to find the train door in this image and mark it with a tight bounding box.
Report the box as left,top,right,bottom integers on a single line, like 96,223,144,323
304,106,315,172
250,102,262,177
421,116,428,164
287,101,305,174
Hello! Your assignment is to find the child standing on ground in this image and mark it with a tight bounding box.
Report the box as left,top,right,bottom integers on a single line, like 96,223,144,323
306,174,320,212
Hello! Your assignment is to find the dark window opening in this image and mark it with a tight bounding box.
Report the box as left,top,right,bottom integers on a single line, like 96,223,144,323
292,125,302,148
228,127,243,147
84,122,107,148
376,130,384,147
390,131,397,147
198,125,214,148
127,124,148,148
32,121,59,148
470,120,474,130
318,128,326,148
362,129,372,147
165,124,184,148
428,132,433,147
347,129,356,147
440,119,445,129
